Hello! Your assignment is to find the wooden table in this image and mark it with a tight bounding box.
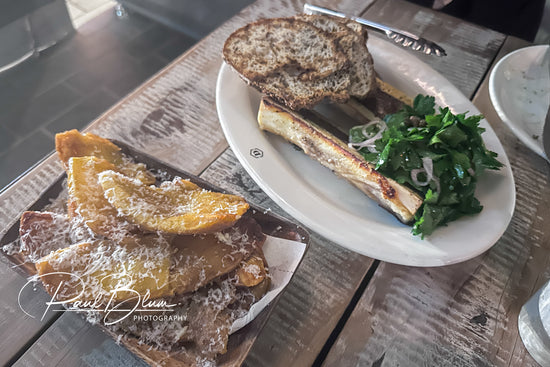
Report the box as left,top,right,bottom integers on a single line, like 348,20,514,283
1,0,548,366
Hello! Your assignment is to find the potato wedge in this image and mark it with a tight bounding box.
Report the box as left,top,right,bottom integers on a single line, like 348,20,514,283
56,129,155,184
67,156,136,238
235,255,268,287
35,237,172,304
99,171,250,234
170,217,265,294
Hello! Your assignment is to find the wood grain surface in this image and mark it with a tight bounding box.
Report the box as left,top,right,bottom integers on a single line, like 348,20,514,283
13,312,149,367
321,37,549,367
0,254,60,366
1,0,376,366
0,157,64,366
0,0,534,366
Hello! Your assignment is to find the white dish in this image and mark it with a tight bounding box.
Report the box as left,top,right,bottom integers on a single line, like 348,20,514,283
216,36,516,267
489,45,550,160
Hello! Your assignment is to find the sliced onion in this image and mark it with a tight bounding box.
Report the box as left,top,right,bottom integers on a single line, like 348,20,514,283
349,120,386,153
432,176,441,194
411,168,430,186
422,157,433,180
411,157,440,193
361,120,385,138
366,144,379,153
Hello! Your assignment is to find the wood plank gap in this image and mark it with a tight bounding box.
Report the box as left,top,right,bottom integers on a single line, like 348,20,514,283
467,37,507,100
360,0,379,16
312,260,381,367
196,145,232,178
5,311,63,367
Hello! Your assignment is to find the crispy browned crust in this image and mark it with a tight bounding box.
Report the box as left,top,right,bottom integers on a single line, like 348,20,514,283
20,211,54,258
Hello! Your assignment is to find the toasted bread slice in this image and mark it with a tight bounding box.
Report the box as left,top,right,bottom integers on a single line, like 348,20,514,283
295,14,376,99
223,15,376,110
258,97,422,223
223,17,347,82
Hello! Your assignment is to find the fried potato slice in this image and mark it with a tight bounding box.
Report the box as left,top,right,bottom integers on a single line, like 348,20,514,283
99,171,250,234
35,237,172,304
68,156,136,238
56,129,155,184
35,216,267,304
236,254,268,287
169,217,265,294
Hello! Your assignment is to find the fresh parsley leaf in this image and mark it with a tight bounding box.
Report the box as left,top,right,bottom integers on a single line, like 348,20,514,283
412,95,436,116
349,94,503,238
435,124,468,147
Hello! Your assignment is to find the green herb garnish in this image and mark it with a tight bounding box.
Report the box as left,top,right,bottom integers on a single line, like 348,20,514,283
349,95,503,237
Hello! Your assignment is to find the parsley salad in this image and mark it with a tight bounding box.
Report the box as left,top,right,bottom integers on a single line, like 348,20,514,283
349,95,503,238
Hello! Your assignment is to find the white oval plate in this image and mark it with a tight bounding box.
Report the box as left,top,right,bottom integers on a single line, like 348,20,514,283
489,45,550,160
216,36,516,267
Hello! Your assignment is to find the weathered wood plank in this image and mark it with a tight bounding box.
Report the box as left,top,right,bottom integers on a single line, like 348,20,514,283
13,312,149,367
0,157,64,366
470,36,545,367
200,148,375,367
362,0,506,98
322,37,548,367
0,255,60,366
197,149,289,218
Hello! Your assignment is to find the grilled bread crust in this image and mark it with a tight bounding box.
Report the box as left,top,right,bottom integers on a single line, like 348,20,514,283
223,15,376,110
257,97,423,223
294,14,375,98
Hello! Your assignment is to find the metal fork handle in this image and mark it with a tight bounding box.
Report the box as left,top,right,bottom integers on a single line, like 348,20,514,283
303,4,447,57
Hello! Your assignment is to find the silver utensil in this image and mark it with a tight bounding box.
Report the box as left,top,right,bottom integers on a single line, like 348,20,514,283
303,3,447,57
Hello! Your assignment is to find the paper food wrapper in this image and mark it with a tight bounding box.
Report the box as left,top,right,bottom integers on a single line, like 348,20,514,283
230,234,307,333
